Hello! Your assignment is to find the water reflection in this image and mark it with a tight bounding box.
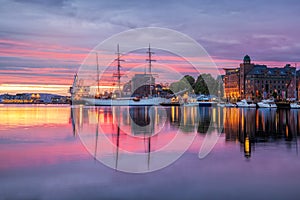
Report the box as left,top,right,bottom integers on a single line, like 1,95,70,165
1,105,300,199
223,108,300,158
0,105,81,170
0,105,299,172
71,106,300,162
0,105,70,130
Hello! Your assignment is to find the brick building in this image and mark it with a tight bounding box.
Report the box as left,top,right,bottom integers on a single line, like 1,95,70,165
224,55,297,100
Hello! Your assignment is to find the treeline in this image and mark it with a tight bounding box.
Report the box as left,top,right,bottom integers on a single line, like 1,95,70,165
169,74,223,95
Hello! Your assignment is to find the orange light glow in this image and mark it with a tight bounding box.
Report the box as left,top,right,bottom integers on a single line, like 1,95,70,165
0,106,70,130
0,84,71,96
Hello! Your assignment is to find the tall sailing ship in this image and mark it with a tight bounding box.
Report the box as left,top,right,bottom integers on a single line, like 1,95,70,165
71,44,165,106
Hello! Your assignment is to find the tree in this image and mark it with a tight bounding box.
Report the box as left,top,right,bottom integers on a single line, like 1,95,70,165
169,75,195,93
183,75,195,88
194,74,219,95
194,75,208,94
169,74,220,95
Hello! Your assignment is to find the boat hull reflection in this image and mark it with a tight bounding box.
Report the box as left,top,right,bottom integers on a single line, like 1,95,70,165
71,106,300,168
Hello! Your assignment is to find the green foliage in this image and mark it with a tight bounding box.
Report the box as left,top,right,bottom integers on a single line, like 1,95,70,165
169,74,222,96
183,75,195,87
194,75,208,94
169,75,195,93
194,74,219,95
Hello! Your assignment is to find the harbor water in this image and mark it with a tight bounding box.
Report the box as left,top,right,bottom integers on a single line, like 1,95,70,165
0,105,300,199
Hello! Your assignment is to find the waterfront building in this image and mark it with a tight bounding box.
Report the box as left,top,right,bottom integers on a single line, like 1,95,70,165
297,70,300,100
70,74,90,100
224,55,297,100
131,74,155,97
223,68,240,98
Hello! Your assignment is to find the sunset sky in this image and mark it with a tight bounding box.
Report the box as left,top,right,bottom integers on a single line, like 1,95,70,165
0,0,299,95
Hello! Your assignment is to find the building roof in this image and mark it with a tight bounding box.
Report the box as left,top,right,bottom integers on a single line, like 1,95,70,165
247,64,295,76
247,65,267,75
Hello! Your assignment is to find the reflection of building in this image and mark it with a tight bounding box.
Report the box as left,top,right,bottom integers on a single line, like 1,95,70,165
224,55,297,99
244,136,251,158
223,108,299,158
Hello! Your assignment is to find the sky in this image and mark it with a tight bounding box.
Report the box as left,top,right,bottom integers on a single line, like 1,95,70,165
0,0,300,95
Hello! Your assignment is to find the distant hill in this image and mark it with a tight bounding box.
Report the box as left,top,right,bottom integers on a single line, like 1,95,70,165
0,93,67,103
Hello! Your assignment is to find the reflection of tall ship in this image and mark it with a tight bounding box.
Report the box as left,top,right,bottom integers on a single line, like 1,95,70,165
72,45,165,106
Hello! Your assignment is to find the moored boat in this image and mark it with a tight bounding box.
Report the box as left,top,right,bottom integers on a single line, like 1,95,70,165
196,95,218,107
236,99,256,108
73,44,169,106
290,102,300,109
257,99,277,108
217,102,236,107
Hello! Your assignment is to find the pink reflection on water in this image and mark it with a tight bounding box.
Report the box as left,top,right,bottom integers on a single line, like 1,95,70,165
1,105,299,171
0,105,89,170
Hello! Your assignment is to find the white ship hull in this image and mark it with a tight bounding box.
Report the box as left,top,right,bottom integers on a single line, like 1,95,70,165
82,97,165,106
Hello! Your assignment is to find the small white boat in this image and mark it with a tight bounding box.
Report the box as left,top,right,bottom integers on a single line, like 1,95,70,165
217,102,236,107
225,103,236,107
217,102,225,107
236,99,256,108
257,99,277,108
290,102,300,109
196,95,218,107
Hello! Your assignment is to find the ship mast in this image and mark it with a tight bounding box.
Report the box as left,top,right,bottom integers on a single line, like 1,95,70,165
146,44,156,97
115,44,124,98
96,53,100,97
70,73,78,102
71,73,78,93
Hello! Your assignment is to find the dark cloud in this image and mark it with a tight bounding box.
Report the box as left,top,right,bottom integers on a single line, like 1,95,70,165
0,0,299,82
13,0,69,7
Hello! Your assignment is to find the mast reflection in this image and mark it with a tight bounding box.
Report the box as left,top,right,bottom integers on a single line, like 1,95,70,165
71,106,300,161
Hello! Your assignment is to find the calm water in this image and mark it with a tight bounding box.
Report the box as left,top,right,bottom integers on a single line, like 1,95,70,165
1,105,300,199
